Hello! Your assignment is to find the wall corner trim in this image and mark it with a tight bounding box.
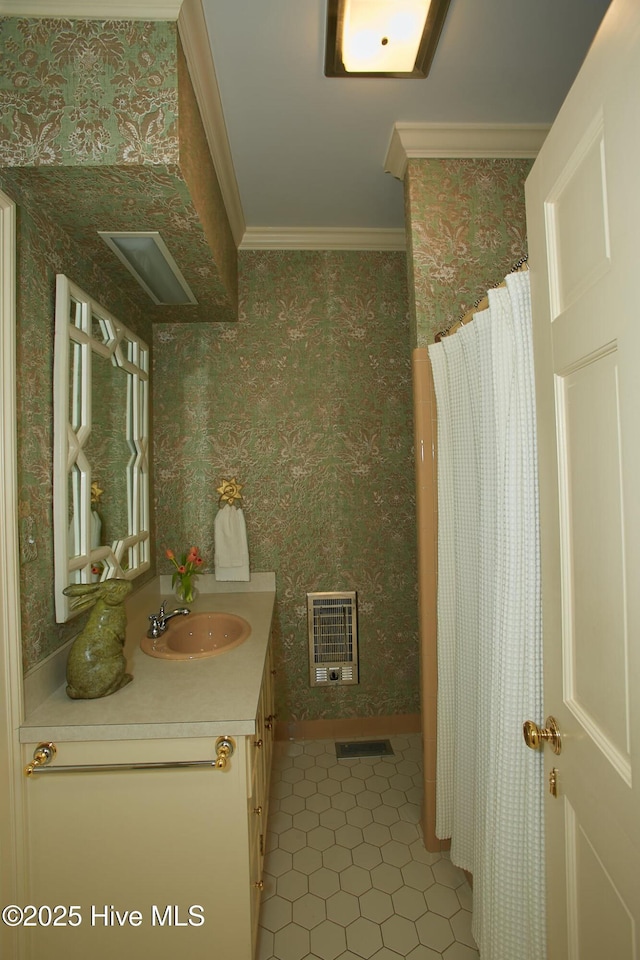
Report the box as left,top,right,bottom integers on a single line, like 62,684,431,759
384,122,551,180
0,188,28,956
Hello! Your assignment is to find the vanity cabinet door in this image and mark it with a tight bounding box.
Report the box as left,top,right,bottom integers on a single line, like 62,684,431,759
263,639,276,788
21,737,254,960
247,637,276,954
248,780,265,954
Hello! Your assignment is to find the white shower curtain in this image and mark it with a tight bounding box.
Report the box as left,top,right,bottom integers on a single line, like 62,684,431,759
428,270,545,960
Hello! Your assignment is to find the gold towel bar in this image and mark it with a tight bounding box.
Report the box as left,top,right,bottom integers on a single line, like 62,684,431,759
25,737,235,777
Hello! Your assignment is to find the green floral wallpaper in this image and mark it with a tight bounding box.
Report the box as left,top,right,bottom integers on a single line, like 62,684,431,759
154,251,420,723
405,158,532,346
0,18,178,167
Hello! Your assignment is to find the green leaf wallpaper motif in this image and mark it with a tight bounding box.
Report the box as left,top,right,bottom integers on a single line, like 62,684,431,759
405,158,532,346
154,250,420,722
0,18,178,167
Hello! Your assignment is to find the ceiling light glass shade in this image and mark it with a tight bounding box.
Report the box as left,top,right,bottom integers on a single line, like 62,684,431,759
341,0,430,73
325,0,450,78
98,231,197,305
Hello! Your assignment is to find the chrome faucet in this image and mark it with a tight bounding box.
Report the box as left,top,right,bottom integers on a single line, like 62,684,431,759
147,602,190,638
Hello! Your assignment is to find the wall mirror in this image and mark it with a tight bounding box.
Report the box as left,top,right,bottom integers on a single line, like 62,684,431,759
53,275,150,622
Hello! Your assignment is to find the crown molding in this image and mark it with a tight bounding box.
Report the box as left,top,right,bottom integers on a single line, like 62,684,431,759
384,122,551,179
0,0,182,16
240,227,406,252
177,0,245,247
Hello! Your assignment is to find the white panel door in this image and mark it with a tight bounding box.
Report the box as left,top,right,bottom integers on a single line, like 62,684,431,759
526,1,640,956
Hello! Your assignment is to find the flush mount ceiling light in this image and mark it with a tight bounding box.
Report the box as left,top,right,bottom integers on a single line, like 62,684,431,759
325,0,451,78
98,231,197,305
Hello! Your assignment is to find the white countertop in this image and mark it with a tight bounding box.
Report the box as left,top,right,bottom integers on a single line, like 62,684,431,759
20,574,276,743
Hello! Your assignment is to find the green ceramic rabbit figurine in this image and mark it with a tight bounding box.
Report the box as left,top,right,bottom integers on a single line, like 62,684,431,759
63,579,133,700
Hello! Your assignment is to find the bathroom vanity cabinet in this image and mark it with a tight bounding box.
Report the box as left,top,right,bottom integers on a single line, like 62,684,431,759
19,577,276,960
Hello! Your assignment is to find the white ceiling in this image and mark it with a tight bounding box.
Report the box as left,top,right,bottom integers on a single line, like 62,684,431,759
202,0,611,237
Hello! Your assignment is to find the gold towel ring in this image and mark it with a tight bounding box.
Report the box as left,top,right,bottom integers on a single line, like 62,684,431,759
217,478,243,507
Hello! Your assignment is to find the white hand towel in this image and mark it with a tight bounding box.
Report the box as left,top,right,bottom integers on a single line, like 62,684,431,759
214,504,250,581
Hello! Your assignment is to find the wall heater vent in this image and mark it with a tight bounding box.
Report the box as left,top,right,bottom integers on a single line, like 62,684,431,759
307,591,358,687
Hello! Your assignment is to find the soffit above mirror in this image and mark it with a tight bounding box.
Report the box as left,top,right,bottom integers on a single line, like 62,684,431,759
0,17,237,323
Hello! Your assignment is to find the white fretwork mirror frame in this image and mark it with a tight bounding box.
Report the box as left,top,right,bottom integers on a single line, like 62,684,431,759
53,275,150,622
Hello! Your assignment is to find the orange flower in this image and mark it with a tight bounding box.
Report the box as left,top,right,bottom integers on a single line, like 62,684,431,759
166,546,206,593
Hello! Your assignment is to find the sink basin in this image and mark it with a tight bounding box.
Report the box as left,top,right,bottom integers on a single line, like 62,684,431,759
141,612,251,660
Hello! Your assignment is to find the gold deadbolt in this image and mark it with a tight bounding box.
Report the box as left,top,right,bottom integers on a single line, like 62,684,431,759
522,716,562,755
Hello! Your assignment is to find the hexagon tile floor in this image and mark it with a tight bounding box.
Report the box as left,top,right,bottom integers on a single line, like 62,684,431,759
257,733,479,960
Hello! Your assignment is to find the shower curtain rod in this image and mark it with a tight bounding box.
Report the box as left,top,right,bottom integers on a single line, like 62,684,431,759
435,256,528,342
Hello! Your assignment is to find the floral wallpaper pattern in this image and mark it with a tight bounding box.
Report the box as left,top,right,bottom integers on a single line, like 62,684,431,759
0,18,179,167
405,158,532,346
0,17,236,322
154,251,420,722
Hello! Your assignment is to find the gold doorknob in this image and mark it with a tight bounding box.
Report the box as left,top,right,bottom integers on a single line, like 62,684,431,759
523,716,562,755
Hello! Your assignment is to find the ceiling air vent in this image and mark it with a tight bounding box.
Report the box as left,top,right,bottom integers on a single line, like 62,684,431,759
307,591,358,687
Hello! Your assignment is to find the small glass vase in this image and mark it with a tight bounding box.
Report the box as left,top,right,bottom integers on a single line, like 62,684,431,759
174,577,198,604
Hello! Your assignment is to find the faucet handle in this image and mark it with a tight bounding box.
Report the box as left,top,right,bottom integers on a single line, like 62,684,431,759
159,602,166,618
